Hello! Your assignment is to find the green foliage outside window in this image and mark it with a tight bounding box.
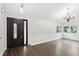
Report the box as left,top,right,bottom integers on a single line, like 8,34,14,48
56,25,78,33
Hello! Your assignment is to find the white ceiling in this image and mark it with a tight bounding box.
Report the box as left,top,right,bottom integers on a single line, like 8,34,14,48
4,3,79,24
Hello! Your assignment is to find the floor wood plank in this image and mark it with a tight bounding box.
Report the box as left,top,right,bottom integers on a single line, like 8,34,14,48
3,39,79,56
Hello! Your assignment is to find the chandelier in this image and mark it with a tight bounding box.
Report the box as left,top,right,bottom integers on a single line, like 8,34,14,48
64,8,75,22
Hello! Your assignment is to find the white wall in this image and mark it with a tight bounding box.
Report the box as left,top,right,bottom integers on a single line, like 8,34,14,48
0,4,6,56
28,19,61,45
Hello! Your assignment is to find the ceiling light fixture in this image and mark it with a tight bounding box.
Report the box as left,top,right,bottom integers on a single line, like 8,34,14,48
20,3,24,14
64,8,75,22
0,7,4,14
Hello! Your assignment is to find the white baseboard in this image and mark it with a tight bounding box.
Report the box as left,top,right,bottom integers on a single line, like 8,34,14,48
62,37,79,42
0,48,6,56
31,38,61,46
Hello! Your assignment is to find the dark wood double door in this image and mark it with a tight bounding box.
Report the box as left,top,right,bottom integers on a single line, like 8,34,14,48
7,17,28,48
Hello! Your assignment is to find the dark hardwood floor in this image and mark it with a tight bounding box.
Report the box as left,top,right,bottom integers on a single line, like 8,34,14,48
3,38,79,56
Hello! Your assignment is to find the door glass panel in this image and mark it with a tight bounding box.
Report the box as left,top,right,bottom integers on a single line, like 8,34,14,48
24,21,26,44
13,23,17,38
